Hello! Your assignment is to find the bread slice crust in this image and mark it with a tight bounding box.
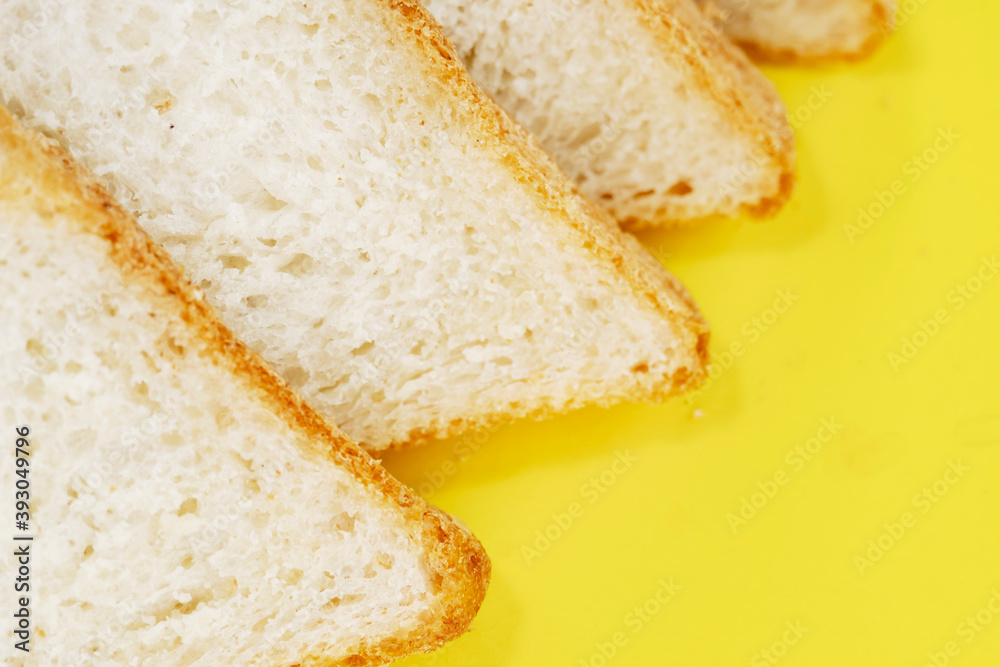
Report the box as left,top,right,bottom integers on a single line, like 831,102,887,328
705,0,895,63
420,0,796,228
0,104,490,666
629,0,797,223
375,0,710,447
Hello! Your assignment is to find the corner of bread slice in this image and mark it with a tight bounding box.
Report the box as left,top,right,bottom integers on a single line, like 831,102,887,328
422,0,794,227
256,403,492,665
495,128,715,404
847,0,896,62
294,456,492,665
0,105,489,666
639,0,797,224
712,0,895,64
363,2,711,449
385,504,492,658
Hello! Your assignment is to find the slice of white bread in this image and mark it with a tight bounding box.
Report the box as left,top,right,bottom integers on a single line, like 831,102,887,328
0,107,488,666
698,0,895,61
423,0,795,226
0,0,709,451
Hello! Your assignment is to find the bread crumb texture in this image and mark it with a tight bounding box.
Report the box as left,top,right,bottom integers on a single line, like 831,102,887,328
424,0,795,225
0,0,708,450
0,107,489,666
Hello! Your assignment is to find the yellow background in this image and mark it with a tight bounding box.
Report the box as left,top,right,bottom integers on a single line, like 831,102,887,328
385,2,1000,665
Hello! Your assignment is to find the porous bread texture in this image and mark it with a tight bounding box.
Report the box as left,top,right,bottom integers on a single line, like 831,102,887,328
0,109,489,666
424,0,795,226
698,0,895,62
0,0,709,450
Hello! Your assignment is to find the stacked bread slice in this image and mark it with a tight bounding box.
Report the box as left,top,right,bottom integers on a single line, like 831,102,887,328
424,0,796,227
0,0,709,452
698,0,896,61
0,0,891,661
0,107,488,665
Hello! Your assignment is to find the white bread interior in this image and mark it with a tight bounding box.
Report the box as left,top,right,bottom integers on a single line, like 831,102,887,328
424,0,796,226
0,0,708,450
0,108,488,666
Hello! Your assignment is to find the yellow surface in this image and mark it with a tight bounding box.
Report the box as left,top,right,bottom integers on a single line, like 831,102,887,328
384,3,1000,665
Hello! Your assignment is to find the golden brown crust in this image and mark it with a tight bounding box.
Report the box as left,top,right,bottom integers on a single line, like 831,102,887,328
713,0,894,64
0,106,489,667
627,0,796,225
376,0,711,449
